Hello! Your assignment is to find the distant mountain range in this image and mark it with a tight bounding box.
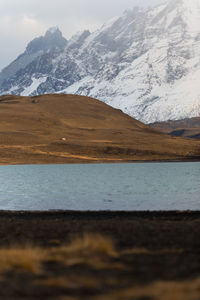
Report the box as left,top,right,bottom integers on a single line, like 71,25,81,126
151,117,200,139
0,0,200,124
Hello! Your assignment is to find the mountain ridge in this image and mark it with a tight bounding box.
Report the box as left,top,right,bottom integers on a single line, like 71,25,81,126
0,27,67,86
0,0,200,123
151,117,200,139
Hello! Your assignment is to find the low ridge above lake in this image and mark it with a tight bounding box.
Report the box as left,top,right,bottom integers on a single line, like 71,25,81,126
0,94,200,165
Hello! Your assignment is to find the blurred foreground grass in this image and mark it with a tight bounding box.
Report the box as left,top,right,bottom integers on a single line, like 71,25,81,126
0,233,199,300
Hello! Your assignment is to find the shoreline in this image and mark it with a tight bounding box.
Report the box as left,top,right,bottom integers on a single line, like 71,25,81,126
0,157,200,166
0,209,200,214
0,210,200,223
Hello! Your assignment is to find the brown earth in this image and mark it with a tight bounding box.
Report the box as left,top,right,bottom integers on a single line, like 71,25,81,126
0,211,199,299
151,117,200,139
0,94,200,164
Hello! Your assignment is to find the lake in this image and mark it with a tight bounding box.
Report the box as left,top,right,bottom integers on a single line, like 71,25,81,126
0,162,199,211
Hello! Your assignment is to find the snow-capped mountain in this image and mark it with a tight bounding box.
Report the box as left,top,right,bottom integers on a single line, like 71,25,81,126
0,27,67,87
0,0,200,123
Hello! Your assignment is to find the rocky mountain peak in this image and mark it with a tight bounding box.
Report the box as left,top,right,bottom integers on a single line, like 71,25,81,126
0,27,67,85
45,26,60,35
26,27,67,54
44,26,66,41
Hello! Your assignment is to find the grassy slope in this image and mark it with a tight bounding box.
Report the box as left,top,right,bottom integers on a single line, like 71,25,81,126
0,94,200,164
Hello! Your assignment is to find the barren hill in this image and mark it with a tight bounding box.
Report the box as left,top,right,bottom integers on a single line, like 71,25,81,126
0,94,200,164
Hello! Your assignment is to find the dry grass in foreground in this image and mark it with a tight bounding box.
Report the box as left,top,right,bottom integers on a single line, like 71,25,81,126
0,233,199,299
92,278,200,300
0,247,46,274
48,233,120,270
0,211,199,299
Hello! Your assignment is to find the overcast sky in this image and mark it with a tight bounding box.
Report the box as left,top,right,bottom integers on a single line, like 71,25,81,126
0,0,165,71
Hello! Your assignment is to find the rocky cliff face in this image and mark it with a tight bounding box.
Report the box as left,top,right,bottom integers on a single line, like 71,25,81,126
0,0,200,123
0,27,67,87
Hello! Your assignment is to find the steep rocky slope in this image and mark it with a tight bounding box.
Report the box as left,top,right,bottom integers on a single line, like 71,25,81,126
0,27,67,87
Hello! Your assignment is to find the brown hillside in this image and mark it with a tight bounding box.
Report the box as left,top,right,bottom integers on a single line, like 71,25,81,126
0,94,200,164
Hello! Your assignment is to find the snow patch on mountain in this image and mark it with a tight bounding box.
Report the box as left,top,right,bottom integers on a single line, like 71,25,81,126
182,0,200,36
21,77,47,96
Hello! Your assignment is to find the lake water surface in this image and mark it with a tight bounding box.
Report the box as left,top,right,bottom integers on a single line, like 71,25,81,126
0,162,199,211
